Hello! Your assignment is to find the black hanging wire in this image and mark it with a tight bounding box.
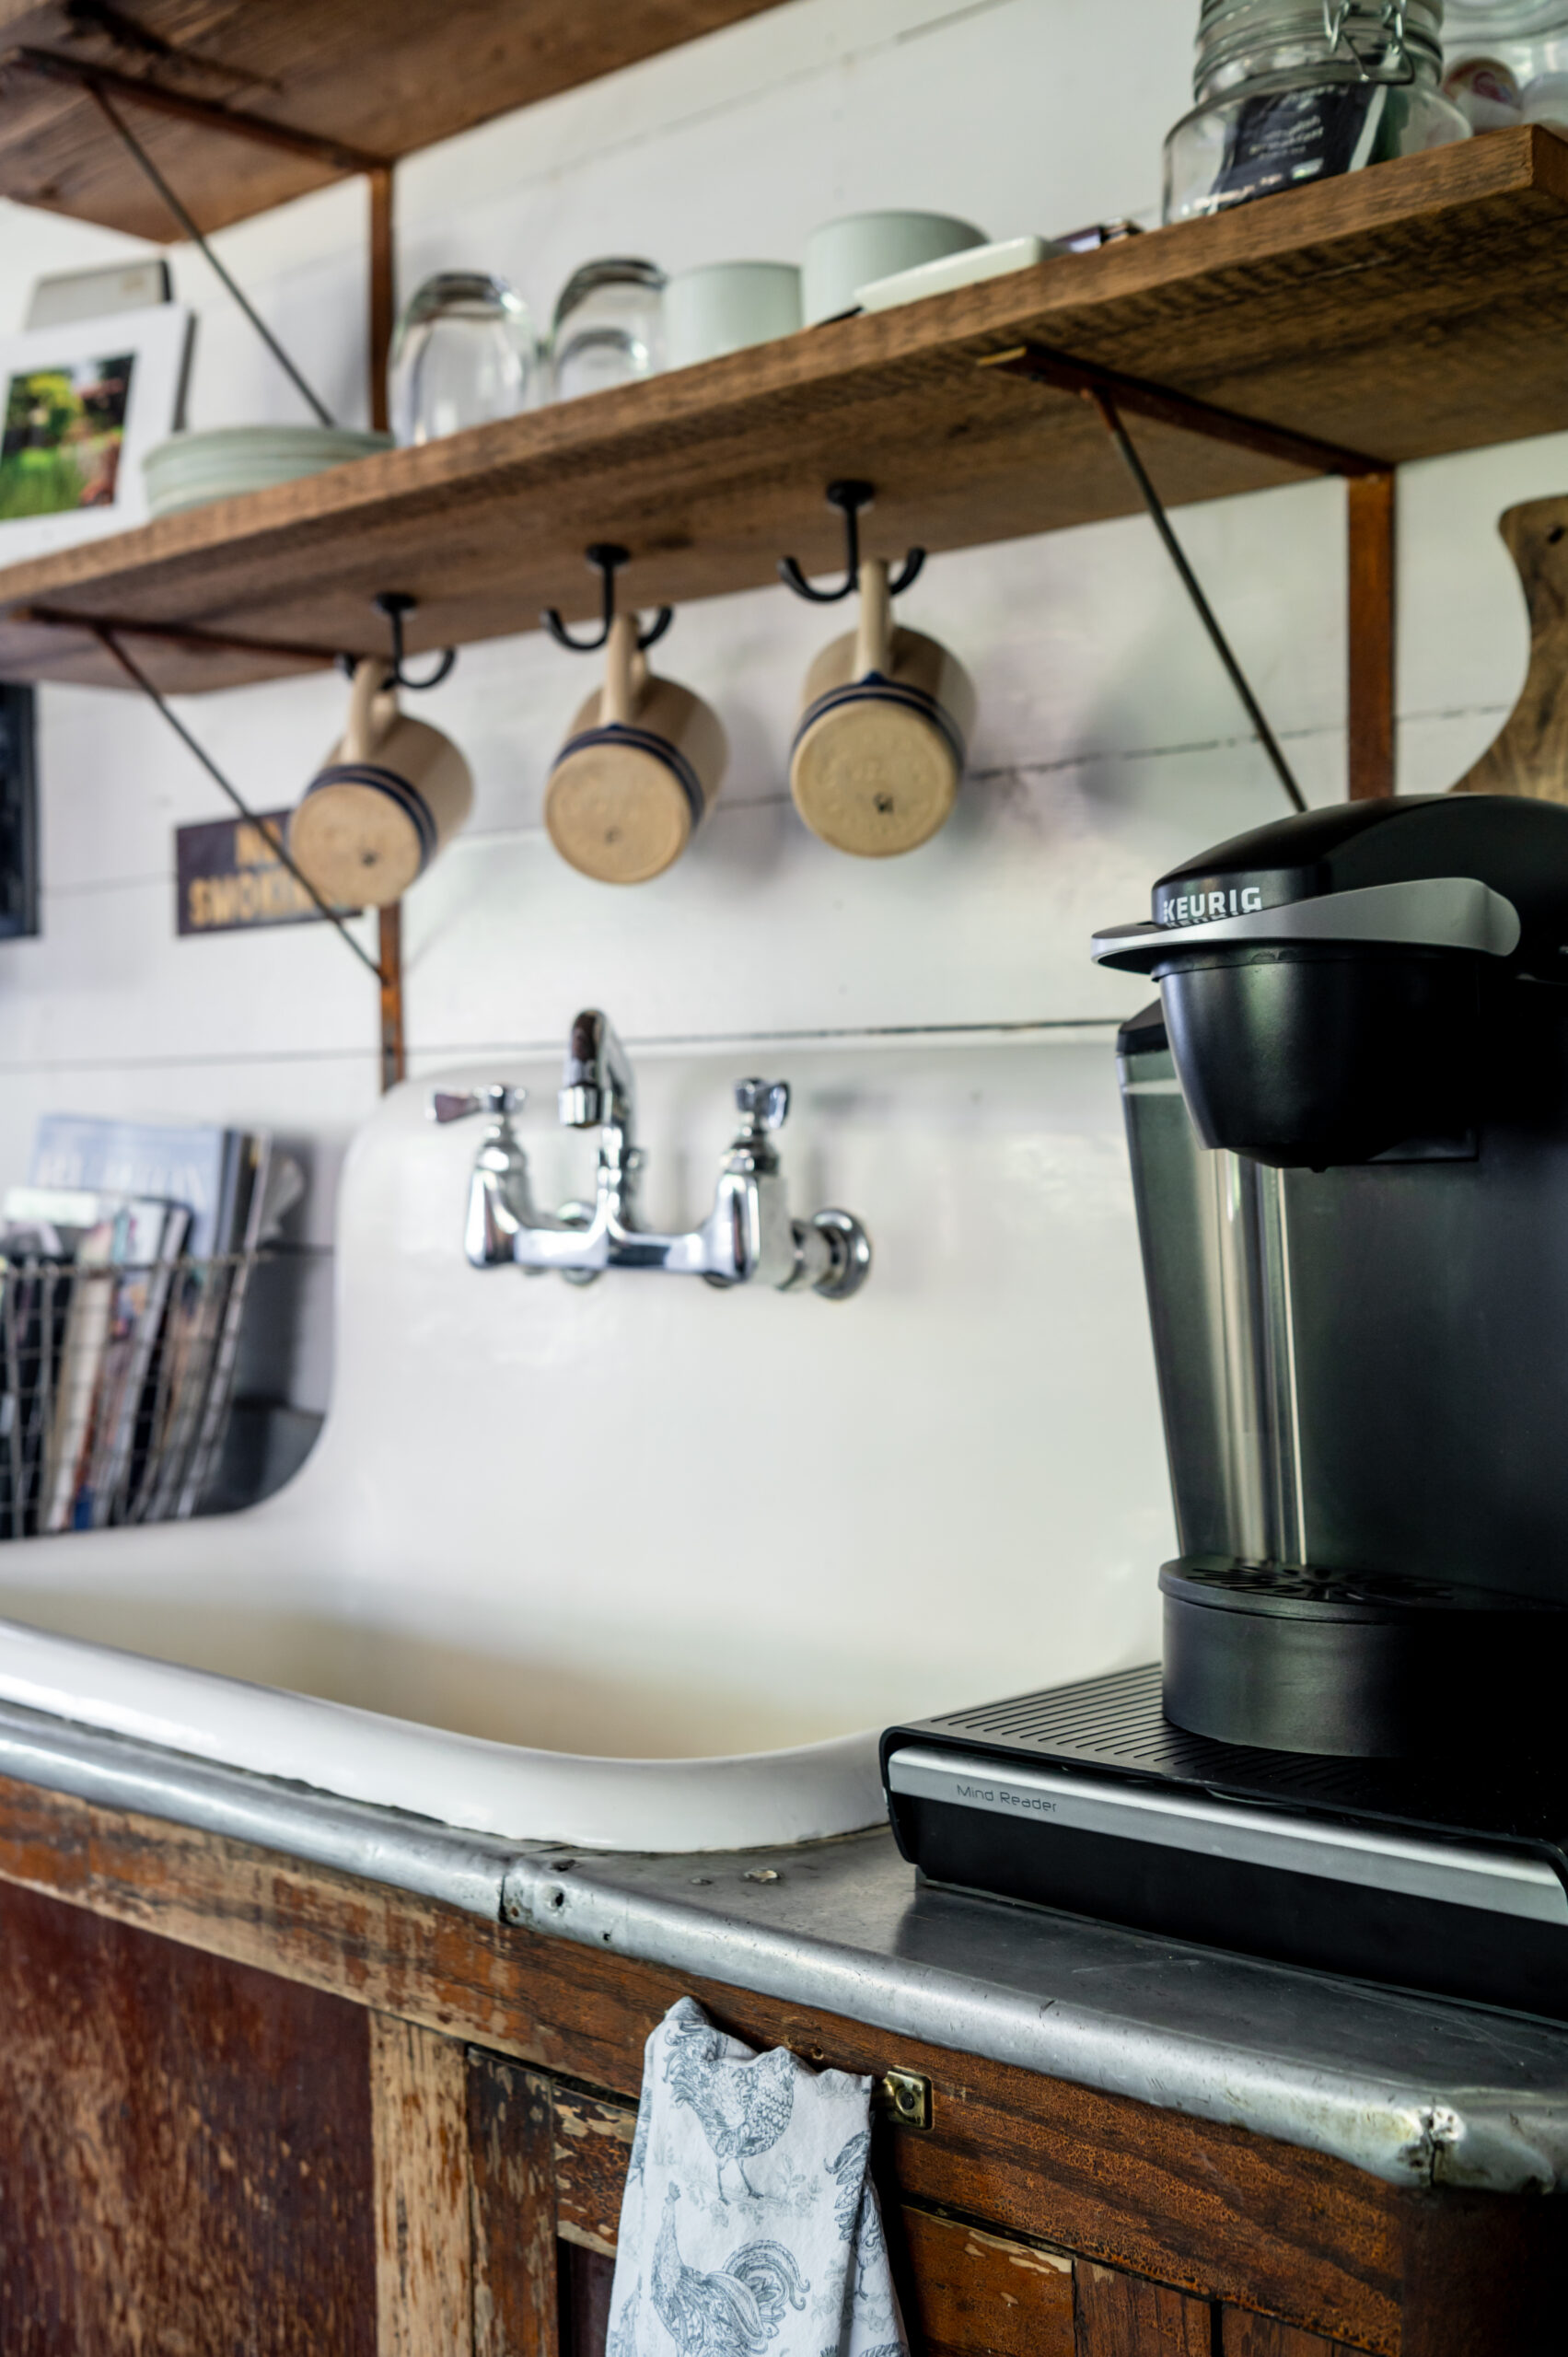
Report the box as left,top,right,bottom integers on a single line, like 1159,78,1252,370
1087,388,1307,816
543,543,673,653
94,625,380,977
779,480,925,604
87,80,337,431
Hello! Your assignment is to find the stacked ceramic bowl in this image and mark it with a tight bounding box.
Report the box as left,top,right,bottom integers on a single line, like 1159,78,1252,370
143,424,392,518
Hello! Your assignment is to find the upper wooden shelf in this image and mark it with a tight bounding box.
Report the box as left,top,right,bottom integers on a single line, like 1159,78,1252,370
6,127,1568,696
0,0,793,238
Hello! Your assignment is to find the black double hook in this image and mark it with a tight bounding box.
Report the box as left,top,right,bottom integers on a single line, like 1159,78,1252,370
339,593,458,691
778,481,925,605
543,543,675,655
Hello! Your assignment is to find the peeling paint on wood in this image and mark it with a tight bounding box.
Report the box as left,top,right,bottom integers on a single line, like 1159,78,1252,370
1222,2313,1353,2355
554,2090,638,2257
1076,2263,1215,2354
467,2053,559,2357
370,2013,473,2357
0,1875,374,2355
898,2206,1076,2356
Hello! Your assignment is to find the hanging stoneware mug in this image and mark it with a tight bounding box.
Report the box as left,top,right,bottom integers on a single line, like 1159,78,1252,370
545,611,727,884
790,560,974,856
289,656,473,908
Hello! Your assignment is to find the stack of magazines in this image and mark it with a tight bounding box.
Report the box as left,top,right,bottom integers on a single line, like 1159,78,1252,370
0,1116,299,1537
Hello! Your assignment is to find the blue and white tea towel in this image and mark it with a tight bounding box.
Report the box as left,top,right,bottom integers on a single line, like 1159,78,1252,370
607,1996,909,2357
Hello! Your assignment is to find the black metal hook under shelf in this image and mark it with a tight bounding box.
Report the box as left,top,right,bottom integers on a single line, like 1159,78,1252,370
339,592,457,692
778,481,925,605
542,545,675,655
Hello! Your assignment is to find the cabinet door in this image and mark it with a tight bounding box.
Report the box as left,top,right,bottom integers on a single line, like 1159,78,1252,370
466,2050,1080,2357
0,1879,377,2356
461,2056,1385,2357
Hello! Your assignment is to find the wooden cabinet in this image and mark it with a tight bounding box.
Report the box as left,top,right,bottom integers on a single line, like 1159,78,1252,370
0,1778,1558,2355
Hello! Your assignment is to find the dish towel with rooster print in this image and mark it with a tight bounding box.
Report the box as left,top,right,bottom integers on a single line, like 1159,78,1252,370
605,1995,909,2357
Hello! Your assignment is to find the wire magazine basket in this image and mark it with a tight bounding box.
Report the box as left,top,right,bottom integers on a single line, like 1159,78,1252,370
0,1250,262,1538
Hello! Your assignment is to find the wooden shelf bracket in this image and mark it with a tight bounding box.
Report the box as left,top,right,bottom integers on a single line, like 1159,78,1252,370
1347,470,1397,802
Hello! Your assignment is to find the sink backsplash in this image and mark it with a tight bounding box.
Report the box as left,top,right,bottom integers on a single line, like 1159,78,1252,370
0,0,1556,1735
317,1032,1172,1733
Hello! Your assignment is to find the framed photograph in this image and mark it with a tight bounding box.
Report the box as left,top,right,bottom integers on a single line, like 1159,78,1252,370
0,305,192,562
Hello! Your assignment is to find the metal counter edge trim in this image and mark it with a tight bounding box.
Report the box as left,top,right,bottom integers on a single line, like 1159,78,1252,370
1,1698,1565,2199
0,1696,520,1917
500,1851,1568,2200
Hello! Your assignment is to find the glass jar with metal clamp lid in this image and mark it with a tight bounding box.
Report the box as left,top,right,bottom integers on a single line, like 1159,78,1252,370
1164,1,1469,223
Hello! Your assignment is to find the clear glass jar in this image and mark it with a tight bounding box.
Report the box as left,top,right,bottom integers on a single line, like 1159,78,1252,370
1164,1,1469,223
547,260,666,402
388,273,537,447
1443,1,1568,129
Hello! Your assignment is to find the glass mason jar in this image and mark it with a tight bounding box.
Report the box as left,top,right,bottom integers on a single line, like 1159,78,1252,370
547,260,667,402
1164,1,1469,223
388,273,537,447
1443,1,1568,130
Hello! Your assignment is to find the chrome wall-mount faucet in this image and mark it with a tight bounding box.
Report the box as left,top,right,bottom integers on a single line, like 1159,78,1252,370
431,1010,871,1299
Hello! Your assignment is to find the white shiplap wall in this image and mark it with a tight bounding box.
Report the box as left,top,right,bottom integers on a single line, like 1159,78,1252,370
0,0,1556,1728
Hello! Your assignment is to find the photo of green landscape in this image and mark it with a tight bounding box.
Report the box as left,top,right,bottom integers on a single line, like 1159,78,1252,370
0,352,135,519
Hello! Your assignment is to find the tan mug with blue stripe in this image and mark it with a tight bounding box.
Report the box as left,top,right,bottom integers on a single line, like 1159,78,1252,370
790,560,974,857
546,612,728,885
290,656,474,909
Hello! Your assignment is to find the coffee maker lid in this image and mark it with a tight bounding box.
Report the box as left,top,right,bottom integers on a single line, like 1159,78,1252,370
1091,794,1568,976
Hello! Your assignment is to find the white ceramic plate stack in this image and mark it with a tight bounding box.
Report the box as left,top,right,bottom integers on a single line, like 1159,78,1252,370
144,424,393,519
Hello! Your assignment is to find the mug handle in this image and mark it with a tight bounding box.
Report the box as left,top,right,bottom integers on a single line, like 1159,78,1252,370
854,557,893,682
601,610,649,728
344,654,396,763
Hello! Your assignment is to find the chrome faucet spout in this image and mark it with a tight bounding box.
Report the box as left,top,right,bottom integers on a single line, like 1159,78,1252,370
559,1009,635,1141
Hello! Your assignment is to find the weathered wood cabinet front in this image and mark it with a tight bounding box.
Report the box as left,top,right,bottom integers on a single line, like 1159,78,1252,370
0,1777,1557,2355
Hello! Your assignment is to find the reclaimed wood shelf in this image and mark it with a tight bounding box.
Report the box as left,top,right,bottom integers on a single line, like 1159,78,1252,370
0,0,793,239
6,125,1568,696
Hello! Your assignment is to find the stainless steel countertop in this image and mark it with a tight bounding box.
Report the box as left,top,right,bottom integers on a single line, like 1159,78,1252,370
3,1698,1567,2199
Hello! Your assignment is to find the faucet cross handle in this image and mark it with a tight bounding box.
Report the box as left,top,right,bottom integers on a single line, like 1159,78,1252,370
734,1078,790,1132
430,1085,526,1125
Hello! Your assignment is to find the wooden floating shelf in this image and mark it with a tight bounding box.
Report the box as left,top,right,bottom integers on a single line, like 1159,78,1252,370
6,127,1568,697
0,0,795,239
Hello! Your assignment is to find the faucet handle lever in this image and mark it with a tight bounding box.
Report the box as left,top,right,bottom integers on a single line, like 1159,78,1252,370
735,1078,790,1132
430,1085,526,1125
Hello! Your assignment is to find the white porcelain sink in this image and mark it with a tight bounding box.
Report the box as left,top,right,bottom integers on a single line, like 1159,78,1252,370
0,1614,877,1852
0,1039,1167,1851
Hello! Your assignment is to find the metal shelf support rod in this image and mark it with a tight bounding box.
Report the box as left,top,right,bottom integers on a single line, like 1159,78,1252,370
1090,386,1307,815
86,81,335,429
985,340,1397,802
93,623,379,981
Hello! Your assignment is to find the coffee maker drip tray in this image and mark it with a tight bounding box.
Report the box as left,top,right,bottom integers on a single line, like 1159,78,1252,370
881,1666,1568,2021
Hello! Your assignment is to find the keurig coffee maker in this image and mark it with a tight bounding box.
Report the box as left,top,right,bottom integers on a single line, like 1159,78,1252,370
883,795,1568,2017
